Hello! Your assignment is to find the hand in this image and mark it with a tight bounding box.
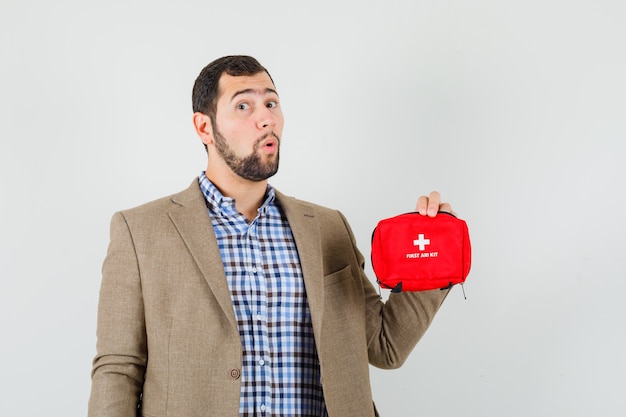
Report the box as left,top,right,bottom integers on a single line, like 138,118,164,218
415,191,456,217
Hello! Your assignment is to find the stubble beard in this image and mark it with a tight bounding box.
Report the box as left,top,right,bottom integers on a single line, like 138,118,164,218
212,127,280,182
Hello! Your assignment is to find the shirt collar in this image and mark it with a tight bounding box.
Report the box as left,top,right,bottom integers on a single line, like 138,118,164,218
198,171,276,217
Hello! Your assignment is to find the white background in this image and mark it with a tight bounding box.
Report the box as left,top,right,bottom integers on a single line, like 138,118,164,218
1,1,625,416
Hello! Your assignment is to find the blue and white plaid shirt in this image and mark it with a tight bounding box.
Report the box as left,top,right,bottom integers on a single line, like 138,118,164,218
199,173,328,417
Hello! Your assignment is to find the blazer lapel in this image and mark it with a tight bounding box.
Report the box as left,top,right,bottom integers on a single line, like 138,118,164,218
276,191,324,339
164,182,324,334
167,180,237,328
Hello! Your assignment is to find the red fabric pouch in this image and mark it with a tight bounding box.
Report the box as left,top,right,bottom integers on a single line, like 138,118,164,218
371,212,471,292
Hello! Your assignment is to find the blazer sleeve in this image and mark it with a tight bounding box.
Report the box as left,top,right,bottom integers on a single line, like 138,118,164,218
339,212,450,370
88,211,146,417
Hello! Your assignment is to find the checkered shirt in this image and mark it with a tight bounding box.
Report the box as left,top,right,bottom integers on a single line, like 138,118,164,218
199,173,328,417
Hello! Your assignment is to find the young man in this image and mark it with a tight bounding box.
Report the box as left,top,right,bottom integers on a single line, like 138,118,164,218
88,55,454,417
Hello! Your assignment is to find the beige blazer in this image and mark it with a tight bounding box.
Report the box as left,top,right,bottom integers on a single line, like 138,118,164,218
88,180,448,417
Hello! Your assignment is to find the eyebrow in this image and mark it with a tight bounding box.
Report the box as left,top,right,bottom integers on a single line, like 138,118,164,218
230,88,279,102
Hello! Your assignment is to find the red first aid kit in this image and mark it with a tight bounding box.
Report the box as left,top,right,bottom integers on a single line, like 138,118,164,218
371,212,471,292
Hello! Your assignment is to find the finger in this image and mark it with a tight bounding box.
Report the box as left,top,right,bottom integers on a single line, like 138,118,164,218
415,195,429,215
427,191,441,217
439,202,457,217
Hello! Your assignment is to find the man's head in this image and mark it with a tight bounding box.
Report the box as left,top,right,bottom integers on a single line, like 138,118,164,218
192,55,274,124
192,56,284,182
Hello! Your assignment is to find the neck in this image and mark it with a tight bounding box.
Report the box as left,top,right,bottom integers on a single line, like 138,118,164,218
205,165,268,222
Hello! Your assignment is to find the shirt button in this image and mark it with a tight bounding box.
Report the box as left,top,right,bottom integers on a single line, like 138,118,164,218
230,368,241,379
260,404,266,412
256,313,262,321
259,359,265,366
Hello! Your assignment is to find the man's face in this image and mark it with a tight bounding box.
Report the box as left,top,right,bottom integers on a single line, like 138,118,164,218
211,72,284,181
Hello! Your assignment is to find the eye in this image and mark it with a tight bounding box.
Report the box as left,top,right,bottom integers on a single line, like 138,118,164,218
237,102,250,110
266,100,278,109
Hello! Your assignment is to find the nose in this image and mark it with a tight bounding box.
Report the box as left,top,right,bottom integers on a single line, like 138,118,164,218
256,106,277,130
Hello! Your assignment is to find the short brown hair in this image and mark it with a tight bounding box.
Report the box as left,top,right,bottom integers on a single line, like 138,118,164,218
192,55,274,120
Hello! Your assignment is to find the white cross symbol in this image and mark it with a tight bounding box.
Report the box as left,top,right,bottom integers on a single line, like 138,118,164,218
413,233,431,251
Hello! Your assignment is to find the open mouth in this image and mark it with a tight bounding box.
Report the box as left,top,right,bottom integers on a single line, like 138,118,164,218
259,133,279,152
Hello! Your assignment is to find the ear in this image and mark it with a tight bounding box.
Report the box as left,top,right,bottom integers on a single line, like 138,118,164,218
193,112,214,146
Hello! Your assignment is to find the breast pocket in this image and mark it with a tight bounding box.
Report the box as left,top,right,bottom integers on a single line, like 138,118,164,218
323,264,362,309
323,264,353,288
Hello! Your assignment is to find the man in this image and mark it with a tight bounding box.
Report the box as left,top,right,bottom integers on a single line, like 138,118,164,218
88,55,454,417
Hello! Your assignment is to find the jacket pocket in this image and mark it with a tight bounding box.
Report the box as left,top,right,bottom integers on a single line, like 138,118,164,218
323,264,352,288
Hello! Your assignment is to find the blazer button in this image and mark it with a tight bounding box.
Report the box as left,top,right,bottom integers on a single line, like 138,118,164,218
230,368,241,379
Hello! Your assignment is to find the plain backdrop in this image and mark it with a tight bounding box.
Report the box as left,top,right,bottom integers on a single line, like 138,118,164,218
1,1,625,416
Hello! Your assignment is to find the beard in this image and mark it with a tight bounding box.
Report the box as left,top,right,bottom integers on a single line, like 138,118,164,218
212,126,280,182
